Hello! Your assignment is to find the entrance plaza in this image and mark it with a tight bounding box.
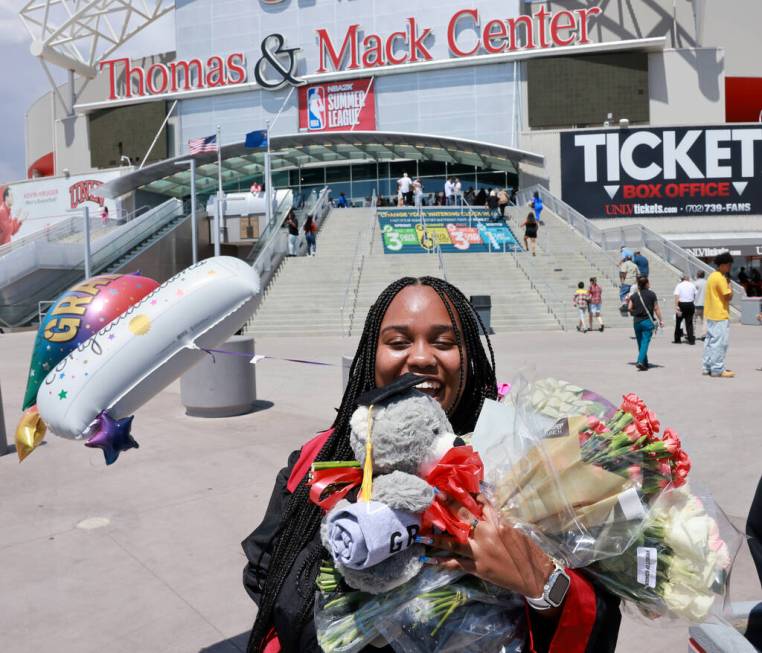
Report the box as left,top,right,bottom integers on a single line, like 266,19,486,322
1,325,760,653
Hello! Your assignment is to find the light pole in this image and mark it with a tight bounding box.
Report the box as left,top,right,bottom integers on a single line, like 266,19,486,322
215,124,223,257
265,119,273,230
175,158,198,264
83,205,91,278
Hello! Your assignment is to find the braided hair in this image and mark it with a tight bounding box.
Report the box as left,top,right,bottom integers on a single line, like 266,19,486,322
246,276,497,652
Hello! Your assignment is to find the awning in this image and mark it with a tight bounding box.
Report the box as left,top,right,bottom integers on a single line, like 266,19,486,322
98,131,544,199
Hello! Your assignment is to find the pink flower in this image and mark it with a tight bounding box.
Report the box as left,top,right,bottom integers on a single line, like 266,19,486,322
620,393,649,422
497,382,511,400
671,449,691,487
627,465,643,484
579,430,592,446
586,416,607,435
658,461,672,479
624,423,642,442
662,428,682,455
645,410,661,435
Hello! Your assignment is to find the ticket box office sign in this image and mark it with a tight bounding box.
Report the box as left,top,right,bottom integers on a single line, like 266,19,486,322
561,125,762,218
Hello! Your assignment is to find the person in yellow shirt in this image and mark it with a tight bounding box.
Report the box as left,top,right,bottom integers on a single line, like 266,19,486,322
702,252,734,378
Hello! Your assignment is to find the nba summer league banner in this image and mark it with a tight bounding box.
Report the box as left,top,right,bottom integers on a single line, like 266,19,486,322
377,208,520,254
561,125,762,218
298,78,376,132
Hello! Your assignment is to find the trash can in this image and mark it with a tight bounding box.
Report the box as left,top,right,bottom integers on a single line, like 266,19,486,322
741,298,762,325
180,335,257,417
469,295,493,335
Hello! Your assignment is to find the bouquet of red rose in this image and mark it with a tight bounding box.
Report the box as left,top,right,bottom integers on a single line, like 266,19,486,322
477,380,692,567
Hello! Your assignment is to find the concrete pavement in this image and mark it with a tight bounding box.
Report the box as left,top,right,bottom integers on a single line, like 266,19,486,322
1,324,761,652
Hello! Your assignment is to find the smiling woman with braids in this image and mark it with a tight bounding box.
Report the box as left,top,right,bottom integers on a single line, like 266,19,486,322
242,277,621,653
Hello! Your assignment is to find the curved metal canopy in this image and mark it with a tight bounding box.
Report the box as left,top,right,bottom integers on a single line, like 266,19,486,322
100,131,544,199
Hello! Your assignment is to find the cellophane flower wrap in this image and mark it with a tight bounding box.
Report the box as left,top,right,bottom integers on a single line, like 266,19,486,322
476,378,692,567
314,565,525,653
586,484,743,623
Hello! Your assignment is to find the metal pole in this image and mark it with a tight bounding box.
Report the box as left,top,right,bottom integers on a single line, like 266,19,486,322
215,124,222,257
189,158,197,264
265,120,273,230
83,205,91,278
0,381,8,456
175,159,199,264
140,100,178,170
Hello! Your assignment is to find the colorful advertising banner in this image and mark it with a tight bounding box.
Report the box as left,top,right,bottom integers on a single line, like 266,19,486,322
378,208,520,254
561,126,762,218
298,77,376,132
0,170,123,246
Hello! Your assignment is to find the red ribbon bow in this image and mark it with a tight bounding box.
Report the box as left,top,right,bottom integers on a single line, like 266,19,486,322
308,467,363,510
422,446,485,544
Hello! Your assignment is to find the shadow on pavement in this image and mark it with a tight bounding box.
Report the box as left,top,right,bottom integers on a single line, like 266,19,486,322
199,631,248,653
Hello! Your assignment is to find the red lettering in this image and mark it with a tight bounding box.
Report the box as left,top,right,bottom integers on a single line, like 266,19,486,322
605,204,634,216
99,58,126,101
205,55,226,87
226,53,246,84
690,182,703,196
483,19,508,54
316,25,359,73
576,7,602,45
507,15,535,50
447,9,480,57
169,59,204,92
407,18,432,62
535,5,550,48
385,29,408,65
362,34,384,67
717,182,730,196
550,10,577,47
624,184,662,198
146,63,169,94
123,59,145,98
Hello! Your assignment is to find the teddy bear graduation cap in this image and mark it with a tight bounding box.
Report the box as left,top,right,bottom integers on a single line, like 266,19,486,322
317,373,484,594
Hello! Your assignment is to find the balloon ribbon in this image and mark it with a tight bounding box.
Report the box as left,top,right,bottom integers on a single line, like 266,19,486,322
308,462,363,510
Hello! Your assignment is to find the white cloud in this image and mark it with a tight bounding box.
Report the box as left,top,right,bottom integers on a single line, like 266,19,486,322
0,0,31,44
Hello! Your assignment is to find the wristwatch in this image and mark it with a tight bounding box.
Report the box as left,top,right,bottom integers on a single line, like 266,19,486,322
525,562,571,611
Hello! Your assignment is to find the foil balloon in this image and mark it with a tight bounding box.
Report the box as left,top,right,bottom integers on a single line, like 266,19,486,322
36,257,261,464
15,406,47,462
15,272,159,461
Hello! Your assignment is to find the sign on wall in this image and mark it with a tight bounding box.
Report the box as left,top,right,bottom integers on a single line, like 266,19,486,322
378,208,519,254
0,171,122,246
298,78,376,132
561,126,762,218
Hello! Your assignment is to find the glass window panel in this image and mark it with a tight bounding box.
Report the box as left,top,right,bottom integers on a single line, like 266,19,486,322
351,162,378,180
325,165,350,182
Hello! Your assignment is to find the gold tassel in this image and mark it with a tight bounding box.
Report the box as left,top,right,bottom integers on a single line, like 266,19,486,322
359,405,374,502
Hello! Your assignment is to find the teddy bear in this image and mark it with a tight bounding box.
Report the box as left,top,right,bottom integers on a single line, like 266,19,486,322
319,374,460,595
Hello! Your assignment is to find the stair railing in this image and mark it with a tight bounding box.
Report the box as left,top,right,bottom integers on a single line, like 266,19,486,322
516,185,745,313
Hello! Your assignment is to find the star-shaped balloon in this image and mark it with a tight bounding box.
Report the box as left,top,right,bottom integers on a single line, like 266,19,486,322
15,406,47,462
84,412,139,465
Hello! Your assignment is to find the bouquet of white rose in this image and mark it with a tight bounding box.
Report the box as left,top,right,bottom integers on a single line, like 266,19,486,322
587,484,742,622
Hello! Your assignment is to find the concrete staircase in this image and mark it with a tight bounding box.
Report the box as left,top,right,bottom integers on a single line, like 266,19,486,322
246,204,687,338
506,205,683,331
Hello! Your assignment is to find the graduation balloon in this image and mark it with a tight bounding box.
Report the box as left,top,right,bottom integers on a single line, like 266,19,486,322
36,257,261,465
16,272,159,461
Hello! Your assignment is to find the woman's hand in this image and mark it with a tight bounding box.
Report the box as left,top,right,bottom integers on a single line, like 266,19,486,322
420,496,558,614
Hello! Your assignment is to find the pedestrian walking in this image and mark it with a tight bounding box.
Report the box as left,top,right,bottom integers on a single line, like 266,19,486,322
588,277,604,332
632,250,649,278
694,270,707,339
413,178,424,208
618,255,639,314
443,178,453,205
303,214,317,256
285,209,299,256
521,212,538,256
673,274,697,344
619,245,633,262
573,282,590,332
497,188,510,217
487,189,500,218
398,172,413,206
100,205,109,225
454,178,462,206
532,191,545,225
627,276,664,371
702,252,735,378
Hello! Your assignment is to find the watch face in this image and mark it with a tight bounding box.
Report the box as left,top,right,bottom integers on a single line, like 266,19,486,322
547,572,571,606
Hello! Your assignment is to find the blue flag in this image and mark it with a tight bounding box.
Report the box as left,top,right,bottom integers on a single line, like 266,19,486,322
245,129,268,149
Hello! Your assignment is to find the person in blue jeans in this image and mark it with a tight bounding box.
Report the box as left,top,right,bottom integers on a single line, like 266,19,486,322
627,277,664,371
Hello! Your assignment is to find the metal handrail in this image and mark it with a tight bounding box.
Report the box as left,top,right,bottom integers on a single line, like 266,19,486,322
516,185,746,313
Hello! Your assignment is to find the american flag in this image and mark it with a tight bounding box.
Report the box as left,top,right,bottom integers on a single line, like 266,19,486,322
188,135,217,154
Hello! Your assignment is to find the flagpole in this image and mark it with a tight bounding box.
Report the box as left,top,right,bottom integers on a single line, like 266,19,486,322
265,119,273,230
215,124,223,257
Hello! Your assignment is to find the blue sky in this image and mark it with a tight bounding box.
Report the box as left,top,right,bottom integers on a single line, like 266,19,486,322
0,0,175,183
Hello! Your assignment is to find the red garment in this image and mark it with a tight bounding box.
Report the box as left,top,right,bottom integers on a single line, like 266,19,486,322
0,203,22,245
